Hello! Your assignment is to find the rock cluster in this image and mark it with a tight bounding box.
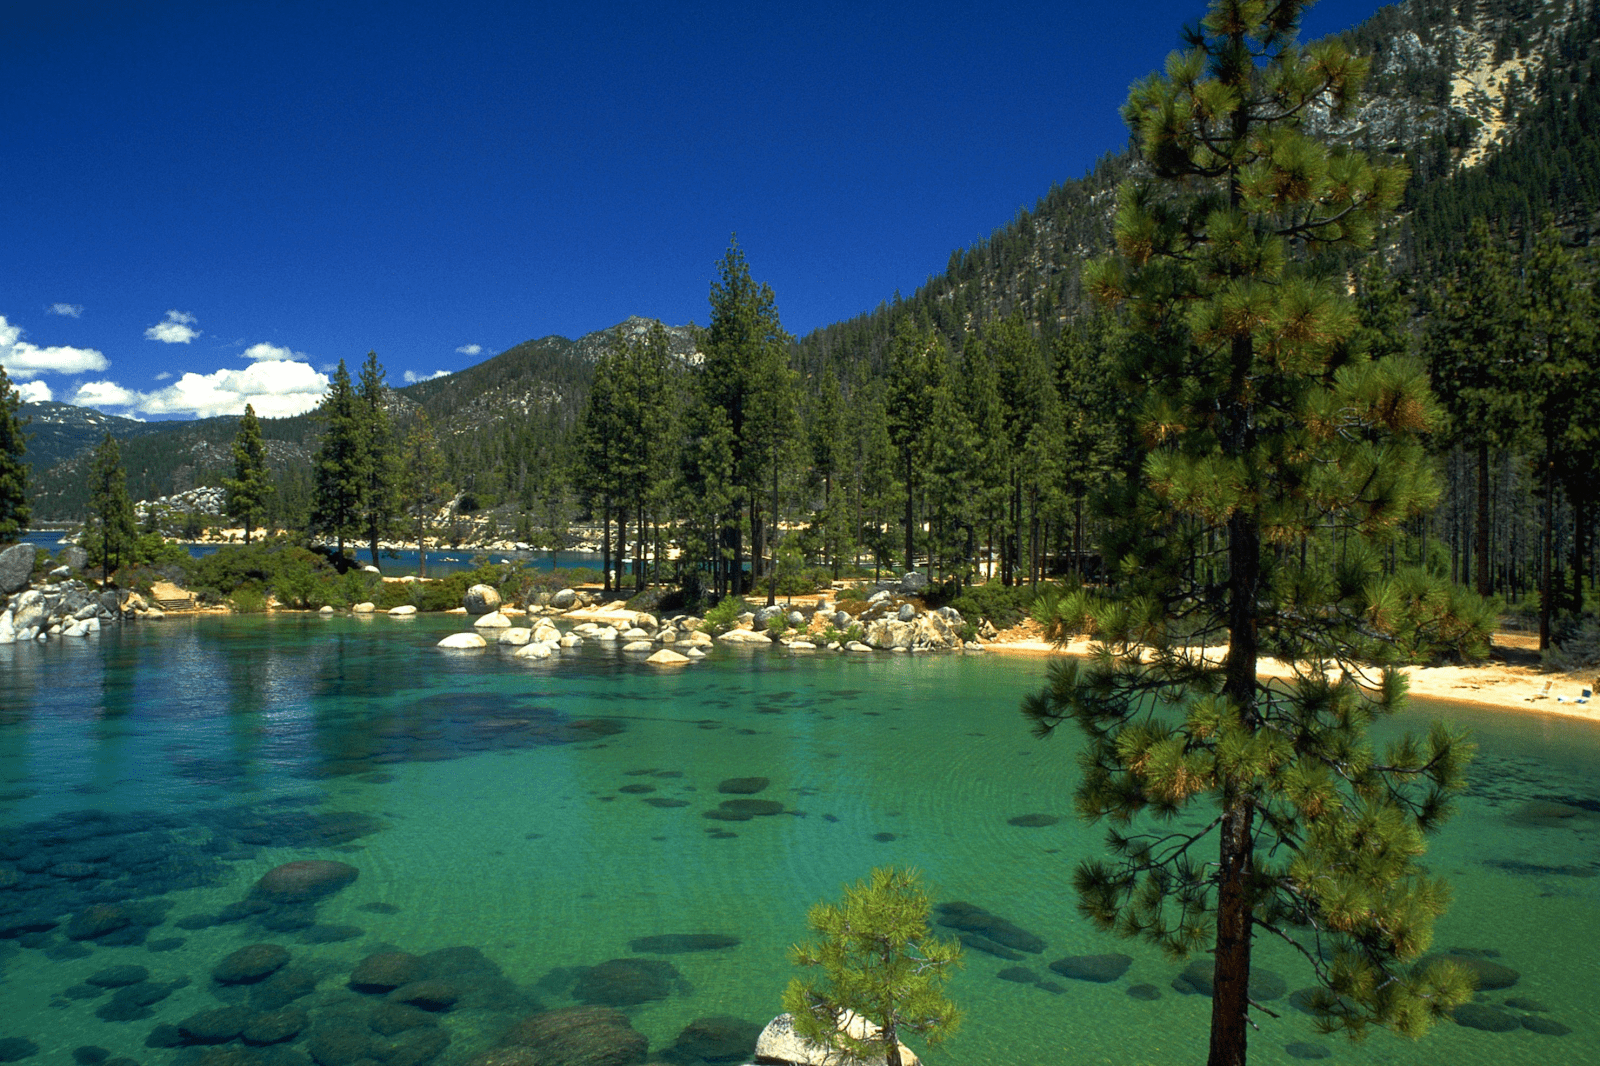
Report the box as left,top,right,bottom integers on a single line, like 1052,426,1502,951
0,582,122,644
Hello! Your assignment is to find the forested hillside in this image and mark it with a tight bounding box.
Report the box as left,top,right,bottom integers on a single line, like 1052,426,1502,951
16,0,1599,651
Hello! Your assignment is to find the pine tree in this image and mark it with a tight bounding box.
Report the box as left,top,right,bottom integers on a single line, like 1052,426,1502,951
1026,4,1474,1064
311,360,365,559
399,411,448,577
357,351,397,570
884,321,947,575
0,364,30,543
1522,220,1594,647
87,433,136,584
224,403,273,546
782,867,962,1066
699,237,794,595
1424,218,1523,597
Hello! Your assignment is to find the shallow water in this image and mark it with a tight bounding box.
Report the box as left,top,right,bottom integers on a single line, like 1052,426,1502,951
1,614,1597,1066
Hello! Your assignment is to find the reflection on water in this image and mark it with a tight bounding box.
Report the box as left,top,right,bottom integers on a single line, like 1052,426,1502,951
1,615,1598,1066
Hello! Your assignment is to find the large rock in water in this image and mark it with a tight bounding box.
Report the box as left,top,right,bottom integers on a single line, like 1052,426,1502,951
251,860,359,903
754,1011,918,1066
213,944,291,984
1049,953,1133,983
571,958,678,1007
464,584,502,615
485,1006,648,1066
0,542,35,594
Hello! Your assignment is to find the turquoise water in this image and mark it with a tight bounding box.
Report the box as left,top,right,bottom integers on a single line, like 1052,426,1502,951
1,615,1597,1066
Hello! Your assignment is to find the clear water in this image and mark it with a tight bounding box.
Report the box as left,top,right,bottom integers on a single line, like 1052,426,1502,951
21,529,605,576
1,615,1597,1066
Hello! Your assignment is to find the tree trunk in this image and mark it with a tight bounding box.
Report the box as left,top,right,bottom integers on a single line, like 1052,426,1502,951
370,522,381,572
418,510,427,579
768,442,781,607
903,448,915,577
1475,440,1491,596
1541,452,1554,651
1572,491,1587,615
601,497,613,597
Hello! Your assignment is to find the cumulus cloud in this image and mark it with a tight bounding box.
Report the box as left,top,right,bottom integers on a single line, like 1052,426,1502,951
16,380,52,403
0,315,109,379
48,303,83,318
455,343,482,356
240,342,302,362
403,369,452,384
71,359,330,419
145,309,200,344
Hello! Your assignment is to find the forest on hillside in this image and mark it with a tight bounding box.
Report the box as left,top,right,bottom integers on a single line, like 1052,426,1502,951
10,0,1600,664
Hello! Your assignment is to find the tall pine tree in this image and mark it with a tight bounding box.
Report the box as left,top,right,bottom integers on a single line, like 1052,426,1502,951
357,351,397,570
224,403,273,546
0,364,29,543
87,433,136,584
1027,3,1473,1063
311,360,365,559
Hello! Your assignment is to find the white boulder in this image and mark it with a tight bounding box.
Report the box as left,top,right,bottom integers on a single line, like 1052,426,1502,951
498,627,533,646
513,642,553,660
437,632,487,649
388,605,417,616
474,611,512,629
646,648,690,666
754,1011,917,1066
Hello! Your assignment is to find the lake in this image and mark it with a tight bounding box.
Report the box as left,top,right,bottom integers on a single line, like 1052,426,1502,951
1,614,1597,1066
19,530,607,577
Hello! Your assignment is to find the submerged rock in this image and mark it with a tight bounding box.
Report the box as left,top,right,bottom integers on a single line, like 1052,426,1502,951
251,860,359,903
490,1006,648,1066
1049,953,1132,983
934,901,1045,954
627,933,741,954
1453,1002,1521,1032
350,952,424,993
571,958,679,1007
212,944,291,984
666,1015,763,1064
717,777,770,794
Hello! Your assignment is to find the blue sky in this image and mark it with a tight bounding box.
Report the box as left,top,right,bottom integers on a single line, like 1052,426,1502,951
2,0,1388,420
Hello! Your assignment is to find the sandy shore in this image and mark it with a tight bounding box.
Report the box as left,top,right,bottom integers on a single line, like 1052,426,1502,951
983,626,1600,723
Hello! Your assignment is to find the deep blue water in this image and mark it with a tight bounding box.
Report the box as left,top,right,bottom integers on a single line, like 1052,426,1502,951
0,617,1597,1066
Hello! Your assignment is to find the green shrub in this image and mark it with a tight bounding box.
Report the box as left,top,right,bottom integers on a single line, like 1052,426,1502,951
704,595,749,635
949,581,1041,630
230,587,268,613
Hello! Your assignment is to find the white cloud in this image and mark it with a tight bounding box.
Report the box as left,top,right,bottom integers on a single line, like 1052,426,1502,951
154,372,172,381
16,380,52,403
240,342,301,362
71,359,330,419
0,315,109,379
72,380,142,408
455,343,482,355
145,309,200,344
48,303,83,318
403,369,452,384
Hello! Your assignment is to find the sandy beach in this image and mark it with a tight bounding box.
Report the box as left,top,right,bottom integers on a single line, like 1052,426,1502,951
983,623,1600,723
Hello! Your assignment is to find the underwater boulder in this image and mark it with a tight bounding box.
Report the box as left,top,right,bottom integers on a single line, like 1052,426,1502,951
250,860,359,904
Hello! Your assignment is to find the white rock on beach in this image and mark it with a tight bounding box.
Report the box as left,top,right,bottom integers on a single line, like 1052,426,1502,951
389,605,417,616
474,611,512,629
646,648,690,666
717,628,771,644
513,642,553,660
352,601,376,614
754,1011,918,1066
437,632,487,649
621,640,653,653
498,627,533,646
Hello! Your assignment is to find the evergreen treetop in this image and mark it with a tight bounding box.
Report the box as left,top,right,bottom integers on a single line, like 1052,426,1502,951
224,403,273,546
783,867,962,1066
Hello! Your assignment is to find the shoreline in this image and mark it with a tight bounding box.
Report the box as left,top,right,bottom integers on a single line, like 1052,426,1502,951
981,634,1599,723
